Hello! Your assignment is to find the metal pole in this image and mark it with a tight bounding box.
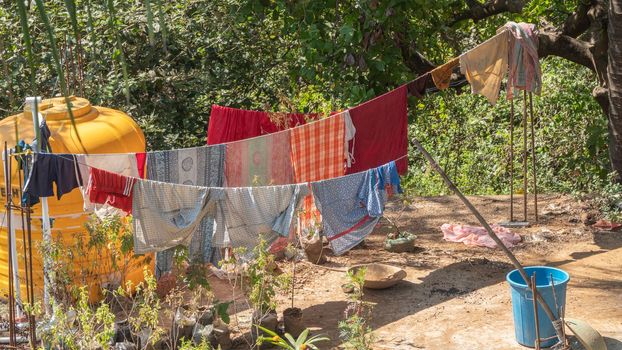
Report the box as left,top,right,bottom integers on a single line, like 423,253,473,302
529,92,539,224
522,90,528,222
531,273,541,350
411,137,565,344
509,99,515,222
26,96,52,314
3,143,16,347
8,150,22,319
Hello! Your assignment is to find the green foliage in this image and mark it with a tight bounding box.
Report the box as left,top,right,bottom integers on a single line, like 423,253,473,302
339,267,374,350
243,238,289,314
39,287,116,349
256,325,330,350
0,0,612,196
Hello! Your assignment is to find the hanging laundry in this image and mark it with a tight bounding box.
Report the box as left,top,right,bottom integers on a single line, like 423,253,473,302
225,131,294,187
136,153,147,179
312,161,402,255
132,179,222,254
212,184,308,250
23,153,82,205
504,22,542,99
347,85,409,175
77,153,143,186
147,145,225,272
431,58,460,90
86,167,136,213
343,111,356,168
407,72,431,98
207,105,318,145
459,30,510,105
290,113,347,230
441,223,521,249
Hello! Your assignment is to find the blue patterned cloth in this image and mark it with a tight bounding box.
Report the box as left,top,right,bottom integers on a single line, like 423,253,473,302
311,161,402,255
146,145,225,277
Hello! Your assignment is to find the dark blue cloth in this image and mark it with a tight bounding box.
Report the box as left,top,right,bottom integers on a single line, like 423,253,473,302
23,153,81,205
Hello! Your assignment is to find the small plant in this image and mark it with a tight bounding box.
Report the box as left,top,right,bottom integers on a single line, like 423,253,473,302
256,326,329,350
244,238,290,315
338,267,374,350
383,187,414,240
39,286,115,349
591,173,622,222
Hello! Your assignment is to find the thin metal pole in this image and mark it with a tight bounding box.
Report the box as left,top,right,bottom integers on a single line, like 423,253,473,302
7,153,21,318
411,137,565,344
509,99,515,221
531,273,541,350
522,90,528,222
4,143,16,347
25,200,36,346
529,92,539,224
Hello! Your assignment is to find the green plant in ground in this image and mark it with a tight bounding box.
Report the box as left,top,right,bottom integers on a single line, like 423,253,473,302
179,338,217,350
256,326,330,350
590,173,622,222
39,286,115,349
338,267,374,350
244,237,290,315
110,267,165,350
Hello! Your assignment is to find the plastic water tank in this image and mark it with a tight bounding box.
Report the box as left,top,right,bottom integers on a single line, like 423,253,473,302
0,96,152,302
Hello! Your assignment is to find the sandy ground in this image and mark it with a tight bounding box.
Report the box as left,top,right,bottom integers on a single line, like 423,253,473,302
2,194,621,349
210,194,622,349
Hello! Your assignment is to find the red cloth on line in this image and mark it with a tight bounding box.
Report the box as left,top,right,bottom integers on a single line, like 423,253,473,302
87,167,136,213
135,153,147,179
346,85,409,175
207,105,318,145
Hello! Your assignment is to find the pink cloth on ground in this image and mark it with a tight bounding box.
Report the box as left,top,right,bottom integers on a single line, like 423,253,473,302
441,223,521,248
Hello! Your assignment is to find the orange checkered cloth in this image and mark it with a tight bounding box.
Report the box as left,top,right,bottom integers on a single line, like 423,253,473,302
290,112,346,234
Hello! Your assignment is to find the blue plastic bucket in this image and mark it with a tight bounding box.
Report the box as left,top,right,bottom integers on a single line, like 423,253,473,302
506,266,570,348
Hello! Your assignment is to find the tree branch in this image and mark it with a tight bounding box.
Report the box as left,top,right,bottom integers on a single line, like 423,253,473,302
452,0,525,25
538,30,595,70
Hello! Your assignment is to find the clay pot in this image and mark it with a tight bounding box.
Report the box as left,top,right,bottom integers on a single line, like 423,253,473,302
384,233,416,253
283,307,304,338
252,309,279,343
348,263,407,289
302,236,326,264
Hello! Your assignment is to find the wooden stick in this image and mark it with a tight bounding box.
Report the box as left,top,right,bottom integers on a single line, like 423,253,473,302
522,90,528,221
529,92,539,223
531,274,541,350
411,137,565,343
509,99,515,221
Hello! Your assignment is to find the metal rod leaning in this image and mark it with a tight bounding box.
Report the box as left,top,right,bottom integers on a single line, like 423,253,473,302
531,273,541,350
411,137,566,344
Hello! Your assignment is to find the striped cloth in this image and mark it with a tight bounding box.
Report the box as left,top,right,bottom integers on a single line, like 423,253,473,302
504,22,542,99
290,113,347,231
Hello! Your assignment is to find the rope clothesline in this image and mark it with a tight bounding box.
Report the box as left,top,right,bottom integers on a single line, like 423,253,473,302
34,151,409,191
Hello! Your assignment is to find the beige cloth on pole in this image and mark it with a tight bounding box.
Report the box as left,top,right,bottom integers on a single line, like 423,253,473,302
459,30,509,105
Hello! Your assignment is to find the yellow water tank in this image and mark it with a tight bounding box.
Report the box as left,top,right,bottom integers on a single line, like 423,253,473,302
0,96,152,302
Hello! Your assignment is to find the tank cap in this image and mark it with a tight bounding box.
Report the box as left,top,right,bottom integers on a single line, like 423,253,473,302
23,96,95,120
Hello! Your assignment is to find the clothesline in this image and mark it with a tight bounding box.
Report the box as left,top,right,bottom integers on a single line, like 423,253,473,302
38,152,409,190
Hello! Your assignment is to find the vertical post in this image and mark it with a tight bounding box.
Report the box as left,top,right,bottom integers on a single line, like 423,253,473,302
522,90,528,222
8,150,22,318
531,273,541,350
27,96,52,314
509,99,515,222
529,93,539,224
3,143,16,347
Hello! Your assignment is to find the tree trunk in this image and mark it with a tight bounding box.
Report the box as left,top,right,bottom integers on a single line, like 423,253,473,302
607,0,622,182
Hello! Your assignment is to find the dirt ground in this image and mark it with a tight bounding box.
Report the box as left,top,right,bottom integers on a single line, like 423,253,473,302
209,194,622,349
2,194,620,349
